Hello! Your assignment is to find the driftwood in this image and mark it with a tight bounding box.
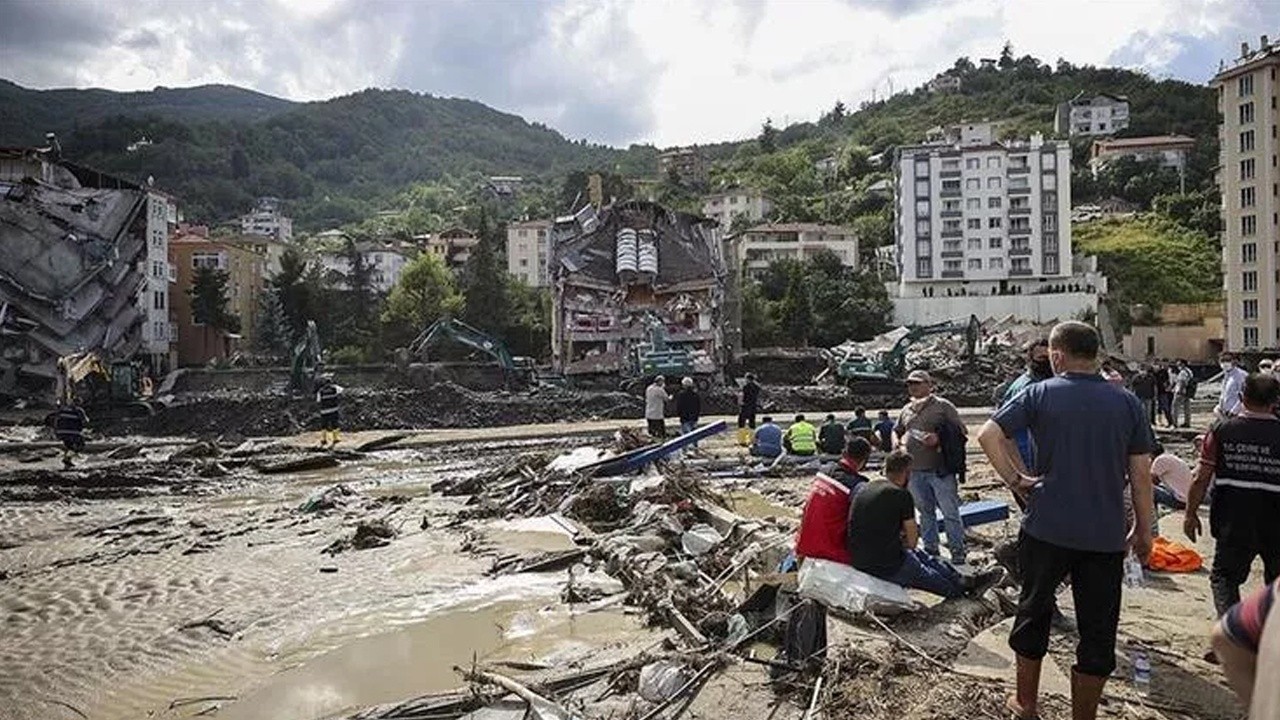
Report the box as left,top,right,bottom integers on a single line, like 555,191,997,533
255,454,340,474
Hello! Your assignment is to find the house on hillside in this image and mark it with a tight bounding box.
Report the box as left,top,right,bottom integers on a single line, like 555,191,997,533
506,219,554,287
1089,135,1196,178
1054,93,1130,137
734,223,859,280
700,188,773,230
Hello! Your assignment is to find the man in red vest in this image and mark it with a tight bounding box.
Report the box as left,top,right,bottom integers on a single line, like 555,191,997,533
795,437,872,565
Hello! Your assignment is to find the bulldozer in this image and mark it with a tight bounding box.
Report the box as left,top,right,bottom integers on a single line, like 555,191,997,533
405,317,537,389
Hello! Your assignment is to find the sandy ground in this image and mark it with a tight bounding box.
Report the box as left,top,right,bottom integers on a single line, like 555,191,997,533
0,408,1261,720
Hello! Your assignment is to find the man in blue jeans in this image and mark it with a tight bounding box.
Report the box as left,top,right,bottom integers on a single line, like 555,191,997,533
848,449,1004,597
895,370,968,565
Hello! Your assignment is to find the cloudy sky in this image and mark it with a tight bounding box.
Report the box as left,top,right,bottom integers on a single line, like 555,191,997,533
0,0,1272,146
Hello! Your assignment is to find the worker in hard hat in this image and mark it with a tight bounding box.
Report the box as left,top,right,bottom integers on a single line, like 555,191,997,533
316,374,344,448
53,399,89,469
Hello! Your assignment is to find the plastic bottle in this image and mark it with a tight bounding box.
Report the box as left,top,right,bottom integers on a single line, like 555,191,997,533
1132,646,1151,697
1123,550,1145,588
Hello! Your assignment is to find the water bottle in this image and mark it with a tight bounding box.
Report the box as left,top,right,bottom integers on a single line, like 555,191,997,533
1132,647,1151,697
1123,551,1145,588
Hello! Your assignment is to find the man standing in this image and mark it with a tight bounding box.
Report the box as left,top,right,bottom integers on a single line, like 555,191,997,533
1184,373,1280,623
1216,352,1248,419
1171,359,1195,429
53,400,89,469
1001,339,1052,469
847,449,1002,598
818,414,846,455
675,377,701,436
645,375,671,439
1155,361,1176,427
895,370,968,566
978,321,1155,720
315,375,344,449
783,414,818,456
738,373,761,429
873,410,895,453
1131,365,1157,426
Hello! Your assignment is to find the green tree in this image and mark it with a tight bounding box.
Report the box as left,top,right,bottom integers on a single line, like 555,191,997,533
188,266,240,354
804,249,892,346
777,272,813,346
381,253,464,349
741,282,780,348
332,237,379,353
1153,190,1221,237
506,280,552,359
460,213,513,334
759,118,778,153
253,286,290,357
271,247,323,340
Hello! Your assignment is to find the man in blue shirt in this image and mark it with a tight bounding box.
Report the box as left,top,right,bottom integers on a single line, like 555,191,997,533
873,410,895,453
978,321,1155,720
1001,339,1051,470
750,416,783,458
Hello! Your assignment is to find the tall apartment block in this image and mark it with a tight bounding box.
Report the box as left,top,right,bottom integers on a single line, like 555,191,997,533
895,123,1073,298
1214,35,1280,350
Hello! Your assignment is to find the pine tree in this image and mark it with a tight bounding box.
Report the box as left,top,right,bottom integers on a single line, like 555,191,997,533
253,287,290,358
460,212,512,335
188,266,240,356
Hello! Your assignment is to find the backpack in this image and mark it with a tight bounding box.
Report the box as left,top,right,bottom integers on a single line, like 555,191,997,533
938,418,967,483
1184,374,1199,400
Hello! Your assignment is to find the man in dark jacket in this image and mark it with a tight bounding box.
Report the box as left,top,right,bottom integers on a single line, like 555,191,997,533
818,414,846,455
739,373,761,429
675,377,701,436
53,401,89,469
1131,365,1157,425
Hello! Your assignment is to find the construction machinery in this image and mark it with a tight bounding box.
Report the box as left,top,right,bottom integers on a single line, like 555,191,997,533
407,317,536,388
625,314,718,391
290,320,323,395
836,314,982,386
56,351,155,418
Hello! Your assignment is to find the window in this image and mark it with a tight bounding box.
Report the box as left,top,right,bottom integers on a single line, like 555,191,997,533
915,240,931,257
1044,236,1059,254
1041,173,1057,190
1240,74,1254,97
1011,257,1031,271
916,258,932,277
941,179,960,193
1245,326,1260,348
916,219,931,235
966,198,981,210
941,158,960,171
915,199,930,216
1243,243,1257,263
943,259,963,273
915,179,930,195
519,258,528,267
152,291,165,310
1042,193,1057,211
1244,299,1259,320
987,156,1002,169
1241,130,1255,152
1010,197,1029,210
966,178,981,190
1240,102,1255,124
1243,186,1257,208
989,237,1002,249
1010,217,1031,231
968,258,983,270
1044,254,1060,274
965,158,980,170
968,238,983,250
988,217,1002,229
987,177,1002,190
989,258,1004,270
1243,271,1258,292
967,218,982,230
943,219,961,232
914,158,929,175
1043,215,1057,231
943,199,961,212
988,197,1002,209
943,239,962,252
1009,176,1029,189
729,196,739,204
1242,158,1256,180
1011,237,1030,251
192,252,224,270
1243,215,1258,236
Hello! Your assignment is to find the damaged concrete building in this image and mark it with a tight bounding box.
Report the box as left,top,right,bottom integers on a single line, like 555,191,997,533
0,145,155,397
550,200,730,379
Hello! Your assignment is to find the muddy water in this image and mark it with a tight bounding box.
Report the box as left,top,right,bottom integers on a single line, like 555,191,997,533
0,441,654,720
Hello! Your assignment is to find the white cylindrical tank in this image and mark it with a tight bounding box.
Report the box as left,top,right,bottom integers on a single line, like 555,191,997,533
616,228,638,279
637,229,658,281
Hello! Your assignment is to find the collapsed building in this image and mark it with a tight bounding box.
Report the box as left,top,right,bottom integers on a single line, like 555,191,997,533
0,145,153,397
550,200,728,380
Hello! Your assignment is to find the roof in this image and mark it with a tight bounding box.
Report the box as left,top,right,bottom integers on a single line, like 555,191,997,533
551,199,722,286
1212,40,1280,83
1093,135,1196,151
1070,92,1129,105
743,222,855,235
509,219,553,229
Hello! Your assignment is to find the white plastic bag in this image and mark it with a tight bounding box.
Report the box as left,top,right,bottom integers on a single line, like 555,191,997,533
638,661,692,702
680,523,723,556
796,558,917,614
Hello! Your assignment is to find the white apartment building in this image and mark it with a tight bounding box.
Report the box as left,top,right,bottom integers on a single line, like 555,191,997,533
317,242,411,294
893,123,1100,323
1215,35,1280,350
737,223,858,279
140,191,179,369
1054,93,1130,137
239,196,293,243
701,188,773,230
506,219,553,287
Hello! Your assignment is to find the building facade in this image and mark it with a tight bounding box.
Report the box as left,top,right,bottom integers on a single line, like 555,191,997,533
700,188,773,230
169,230,267,365
317,241,412,293
736,223,858,279
1089,135,1196,178
895,122,1077,298
1215,35,1280,350
425,227,479,271
239,196,293,243
506,219,553,287
658,147,708,186
139,191,179,372
1054,93,1130,137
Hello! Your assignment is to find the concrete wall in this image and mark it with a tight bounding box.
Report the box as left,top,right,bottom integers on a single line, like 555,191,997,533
171,363,509,394
892,292,1098,325
1123,319,1225,363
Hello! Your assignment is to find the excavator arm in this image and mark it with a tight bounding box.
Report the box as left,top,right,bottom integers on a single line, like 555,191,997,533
880,314,981,378
290,320,322,393
408,317,517,371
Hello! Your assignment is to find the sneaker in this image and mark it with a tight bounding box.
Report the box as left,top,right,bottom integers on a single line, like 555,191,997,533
966,567,1007,596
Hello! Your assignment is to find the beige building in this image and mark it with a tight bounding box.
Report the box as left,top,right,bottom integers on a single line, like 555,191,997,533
506,219,553,287
658,147,708,186
1089,135,1196,178
737,223,858,279
1214,35,1280,350
1123,302,1225,362
700,188,773,230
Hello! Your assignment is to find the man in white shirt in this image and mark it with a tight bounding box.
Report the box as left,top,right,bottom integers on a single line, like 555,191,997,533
644,376,671,439
1216,352,1247,419
1150,442,1193,510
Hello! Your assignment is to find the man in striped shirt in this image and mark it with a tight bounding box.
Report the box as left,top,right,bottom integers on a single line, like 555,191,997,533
1184,373,1280,619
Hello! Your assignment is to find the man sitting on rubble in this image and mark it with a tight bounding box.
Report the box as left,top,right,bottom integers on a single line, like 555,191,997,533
846,406,874,445
795,437,873,565
817,414,846,455
783,414,818,456
750,416,783,458
847,449,1003,598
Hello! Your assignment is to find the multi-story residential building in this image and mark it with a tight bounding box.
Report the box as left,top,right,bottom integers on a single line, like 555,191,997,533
893,122,1103,323
139,191,179,372
424,227,479,271
1054,93,1130,137
658,146,708,186
736,223,858,279
506,219,553,287
169,229,268,365
700,188,773,230
317,240,412,293
239,196,293,243
926,73,962,93
1090,135,1196,178
1215,35,1280,350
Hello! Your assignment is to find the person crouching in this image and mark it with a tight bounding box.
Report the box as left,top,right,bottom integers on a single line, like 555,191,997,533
795,437,873,565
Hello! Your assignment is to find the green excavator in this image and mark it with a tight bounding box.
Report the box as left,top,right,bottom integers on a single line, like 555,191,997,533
836,314,981,389
407,317,537,388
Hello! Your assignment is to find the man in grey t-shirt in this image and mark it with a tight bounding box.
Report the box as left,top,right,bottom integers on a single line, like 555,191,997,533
895,369,967,565
978,321,1155,720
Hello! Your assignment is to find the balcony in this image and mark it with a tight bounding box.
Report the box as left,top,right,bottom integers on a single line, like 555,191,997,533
940,210,963,218
1008,206,1032,216
940,188,962,198
1006,165,1030,175
941,270,965,279
939,170,961,179
1008,186,1031,195
940,229,963,239
1009,226,1033,236
1009,246,1032,256
941,250,964,258
1010,267,1033,276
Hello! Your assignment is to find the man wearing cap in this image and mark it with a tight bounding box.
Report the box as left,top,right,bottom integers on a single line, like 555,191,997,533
894,369,968,565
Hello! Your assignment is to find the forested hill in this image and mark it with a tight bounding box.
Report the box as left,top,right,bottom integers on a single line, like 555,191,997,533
0,80,296,141
0,81,654,228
